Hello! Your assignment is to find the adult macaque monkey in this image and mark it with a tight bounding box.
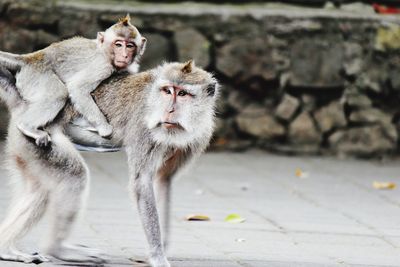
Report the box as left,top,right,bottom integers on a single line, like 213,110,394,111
0,14,146,147
0,60,219,267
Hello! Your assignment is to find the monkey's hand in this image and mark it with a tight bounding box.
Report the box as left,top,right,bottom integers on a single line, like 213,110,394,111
36,132,52,147
96,123,113,139
16,123,52,147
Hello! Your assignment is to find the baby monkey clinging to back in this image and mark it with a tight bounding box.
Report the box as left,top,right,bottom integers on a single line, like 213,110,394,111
0,15,146,146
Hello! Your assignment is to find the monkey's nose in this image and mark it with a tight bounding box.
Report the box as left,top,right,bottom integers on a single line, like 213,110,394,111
168,103,176,113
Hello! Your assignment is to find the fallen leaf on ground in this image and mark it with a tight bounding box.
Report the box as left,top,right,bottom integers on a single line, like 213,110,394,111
129,258,148,266
372,181,396,190
295,168,309,179
214,137,228,146
337,259,345,264
225,213,246,223
239,183,250,191
185,214,210,221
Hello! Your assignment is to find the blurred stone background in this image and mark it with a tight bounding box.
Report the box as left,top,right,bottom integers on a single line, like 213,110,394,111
0,0,400,157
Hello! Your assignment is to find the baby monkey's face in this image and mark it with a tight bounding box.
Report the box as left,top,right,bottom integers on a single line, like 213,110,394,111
112,37,137,69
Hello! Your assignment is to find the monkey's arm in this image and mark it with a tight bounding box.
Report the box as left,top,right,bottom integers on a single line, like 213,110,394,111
65,121,122,152
66,69,114,137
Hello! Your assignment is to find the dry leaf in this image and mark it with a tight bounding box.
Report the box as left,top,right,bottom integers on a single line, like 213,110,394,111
372,181,396,190
214,137,228,146
225,213,246,223
239,183,250,191
185,214,210,221
295,168,309,179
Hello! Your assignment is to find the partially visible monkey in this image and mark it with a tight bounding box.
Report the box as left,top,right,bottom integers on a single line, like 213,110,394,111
0,60,219,267
0,15,146,147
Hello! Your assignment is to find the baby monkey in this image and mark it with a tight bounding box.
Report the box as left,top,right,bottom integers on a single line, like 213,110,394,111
0,15,146,146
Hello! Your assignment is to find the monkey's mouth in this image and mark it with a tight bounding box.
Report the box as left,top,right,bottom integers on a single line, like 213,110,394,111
159,122,185,131
115,61,129,67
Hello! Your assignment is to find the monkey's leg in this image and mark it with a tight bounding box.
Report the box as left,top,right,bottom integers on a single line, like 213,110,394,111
154,174,172,251
0,161,50,264
45,182,107,263
43,131,106,263
132,171,170,267
16,71,67,147
155,149,191,251
127,143,170,267
17,97,66,147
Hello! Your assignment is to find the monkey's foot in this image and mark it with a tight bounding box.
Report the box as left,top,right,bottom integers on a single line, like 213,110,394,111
17,123,52,147
149,255,170,267
0,250,49,264
96,124,113,139
47,243,107,263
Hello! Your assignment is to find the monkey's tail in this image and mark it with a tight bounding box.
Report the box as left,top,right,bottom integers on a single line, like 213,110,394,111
0,66,22,109
0,51,23,71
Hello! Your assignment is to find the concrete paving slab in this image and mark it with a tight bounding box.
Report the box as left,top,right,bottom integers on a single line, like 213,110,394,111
0,147,399,266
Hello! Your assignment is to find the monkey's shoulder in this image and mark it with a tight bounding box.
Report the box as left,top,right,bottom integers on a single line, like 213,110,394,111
98,71,154,96
110,71,152,85
124,71,154,87
52,36,96,48
23,50,46,65
46,37,98,56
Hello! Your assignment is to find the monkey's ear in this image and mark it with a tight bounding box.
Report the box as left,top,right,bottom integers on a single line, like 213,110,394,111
97,32,105,43
139,37,147,56
181,59,195,74
206,81,218,97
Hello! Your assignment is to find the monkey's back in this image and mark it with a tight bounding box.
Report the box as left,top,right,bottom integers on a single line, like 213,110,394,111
63,71,154,132
50,37,109,78
22,37,108,78
93,71,153,116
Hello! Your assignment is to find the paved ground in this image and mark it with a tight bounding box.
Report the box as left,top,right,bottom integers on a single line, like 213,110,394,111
0,146,400,267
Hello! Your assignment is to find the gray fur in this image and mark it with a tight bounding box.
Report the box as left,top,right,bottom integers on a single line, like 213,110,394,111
0,61,219,267
0,51,22,71
0,22,146,147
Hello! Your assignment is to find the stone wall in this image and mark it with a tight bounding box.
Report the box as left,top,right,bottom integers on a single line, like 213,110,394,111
0,0,400,157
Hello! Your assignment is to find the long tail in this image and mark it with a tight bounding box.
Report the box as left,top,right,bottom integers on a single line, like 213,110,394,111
0,51,24,109
0,51,23,71
0,66,22,109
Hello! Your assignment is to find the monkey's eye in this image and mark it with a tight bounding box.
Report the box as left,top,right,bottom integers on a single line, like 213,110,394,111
161,87,172,94
115,42,123,47
126,43,136,49
177,90,188,97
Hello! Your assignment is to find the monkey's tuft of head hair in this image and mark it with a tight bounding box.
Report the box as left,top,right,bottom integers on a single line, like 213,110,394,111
181,59,194,74
118,14,131,26
104,14,141,41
